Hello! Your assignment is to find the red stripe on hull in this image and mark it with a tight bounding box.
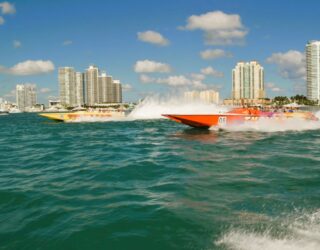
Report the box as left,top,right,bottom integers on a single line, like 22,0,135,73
163,114,247,128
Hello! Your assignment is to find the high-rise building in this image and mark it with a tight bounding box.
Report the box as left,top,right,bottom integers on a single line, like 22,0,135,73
59,68,85,107
59,67,76,107
113,80,122,103
199,90,219,104
306,40,320,102
184,90,219,104
84,65,99,106
98,72,108,103
106,76,114,103
232,61,264,100
75,72,84,106
16,84,37,111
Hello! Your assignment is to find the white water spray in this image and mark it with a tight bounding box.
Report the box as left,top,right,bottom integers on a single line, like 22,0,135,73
213,117,320,132
216,210,320,250
128,95,227,120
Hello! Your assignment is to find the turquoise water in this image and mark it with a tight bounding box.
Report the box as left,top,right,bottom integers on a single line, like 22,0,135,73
1,113,320,250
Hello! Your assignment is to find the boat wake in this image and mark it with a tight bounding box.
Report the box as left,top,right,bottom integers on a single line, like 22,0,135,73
216,209,320,250
211,116,320,132
128,95,227,120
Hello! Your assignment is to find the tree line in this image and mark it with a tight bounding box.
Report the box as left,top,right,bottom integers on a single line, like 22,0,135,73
272,95,318,105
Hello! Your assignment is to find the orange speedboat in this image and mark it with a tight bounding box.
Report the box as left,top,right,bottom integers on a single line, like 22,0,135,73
163,107,318,129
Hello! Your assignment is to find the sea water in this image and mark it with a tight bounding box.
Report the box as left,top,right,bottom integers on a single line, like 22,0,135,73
0,99,320,250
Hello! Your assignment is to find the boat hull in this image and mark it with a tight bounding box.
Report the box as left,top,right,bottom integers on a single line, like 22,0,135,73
163,114,249,128
163,111,318,129
40,111,125,122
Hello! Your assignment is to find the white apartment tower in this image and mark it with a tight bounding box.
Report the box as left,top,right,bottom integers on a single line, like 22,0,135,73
306,40,320,102
59,67,84,107
16,84,37,111
232,61,265,100
85,65,99,105
59,67,76,106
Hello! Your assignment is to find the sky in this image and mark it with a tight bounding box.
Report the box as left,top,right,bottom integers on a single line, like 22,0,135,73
0,0,319,104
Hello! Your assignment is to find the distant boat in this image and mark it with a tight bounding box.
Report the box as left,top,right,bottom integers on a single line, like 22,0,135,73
39,109,125,122
9,108,22,114
0,110,9,116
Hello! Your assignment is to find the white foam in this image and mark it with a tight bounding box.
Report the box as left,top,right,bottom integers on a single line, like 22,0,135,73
128,95,227,120
211,117,320,132
216,210,320,250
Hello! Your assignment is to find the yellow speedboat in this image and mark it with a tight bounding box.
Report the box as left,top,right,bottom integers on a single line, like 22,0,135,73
39,110,125,122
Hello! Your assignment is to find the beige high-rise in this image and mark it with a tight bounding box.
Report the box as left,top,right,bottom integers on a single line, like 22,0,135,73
98,72,108,103
232,61,264,100
113,80,122,103
75,72,84,106
84,65,99,106
184,90,219,104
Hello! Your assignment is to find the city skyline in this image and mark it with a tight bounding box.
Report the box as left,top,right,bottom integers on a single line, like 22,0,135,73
59,65,122,107
1,0,320,103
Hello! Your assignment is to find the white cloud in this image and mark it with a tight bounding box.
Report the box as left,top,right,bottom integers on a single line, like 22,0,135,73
139,74,206,89
201,66,224,78
266,82,282,92
139,74,155,83
293,82,305,94
157,75,192,86
134,60,171,73
137,30,169,46
4,89,15,98
122,84,133,91
181,11,248,45
13,40,21,48
200,49,233,60
39,88,51,94
266,50,305,80
183,11,242,30
63,40,73,46
190,73,206,81
0,60,55,75
0,2,15,14
0,16,4,25
272,87,281,92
